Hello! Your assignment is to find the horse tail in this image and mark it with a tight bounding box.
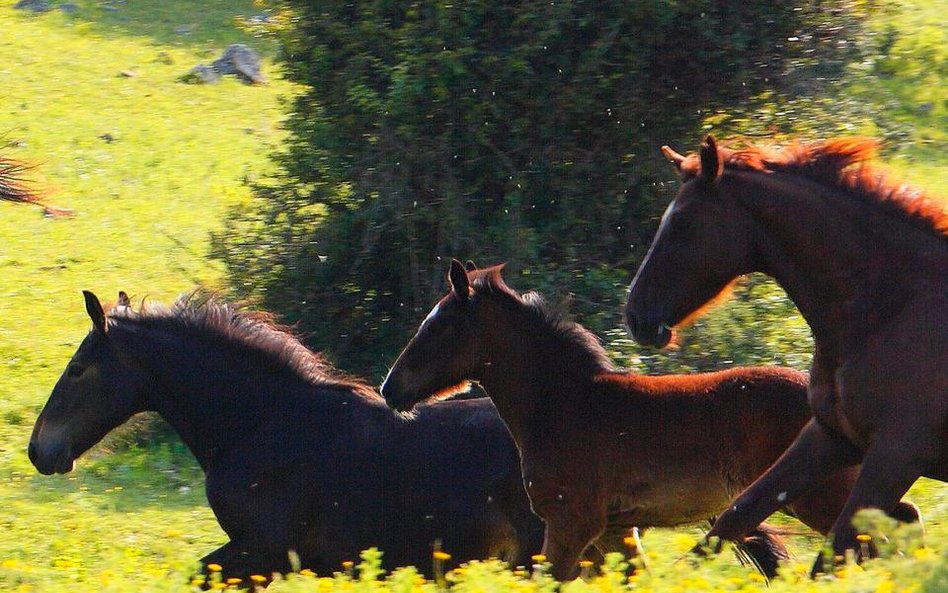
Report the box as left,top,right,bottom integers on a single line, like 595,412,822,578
733,522,791,579
0,152,72,217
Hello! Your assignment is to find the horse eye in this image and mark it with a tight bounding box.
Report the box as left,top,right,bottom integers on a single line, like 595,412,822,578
66,364,85,378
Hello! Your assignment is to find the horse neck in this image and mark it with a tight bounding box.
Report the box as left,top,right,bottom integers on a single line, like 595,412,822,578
112,323,318,472
475,305,600,441
734,170,942,357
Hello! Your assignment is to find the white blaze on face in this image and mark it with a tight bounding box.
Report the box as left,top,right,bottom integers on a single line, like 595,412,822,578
655,199,678,240
420,302,441,330
632,199,678,282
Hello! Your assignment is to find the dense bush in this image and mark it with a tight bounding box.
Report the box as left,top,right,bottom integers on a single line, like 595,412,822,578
214,1,874,377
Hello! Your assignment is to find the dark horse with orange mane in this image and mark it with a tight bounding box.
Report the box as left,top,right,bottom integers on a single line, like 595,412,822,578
381,261,919,581
29,292,544,583
625,136,943,573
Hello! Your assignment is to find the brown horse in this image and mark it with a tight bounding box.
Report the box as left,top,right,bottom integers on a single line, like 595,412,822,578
381,261,918,581
625,136,944,573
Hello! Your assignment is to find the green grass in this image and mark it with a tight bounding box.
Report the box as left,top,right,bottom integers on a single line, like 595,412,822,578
0,0,945,591
0,0,294,589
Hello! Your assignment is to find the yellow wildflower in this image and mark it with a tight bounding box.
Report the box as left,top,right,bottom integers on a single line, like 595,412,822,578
250,574,268,583
530,554,546,563
433,551,452,561
856,534,872,543
207,563,223,572
913,547,932,560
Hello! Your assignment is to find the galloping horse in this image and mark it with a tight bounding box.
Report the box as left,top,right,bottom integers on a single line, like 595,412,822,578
381,261,918,581
29,292,544,583
625,136,944,572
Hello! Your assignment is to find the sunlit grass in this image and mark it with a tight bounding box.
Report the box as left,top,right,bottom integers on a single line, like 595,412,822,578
1,0,294,590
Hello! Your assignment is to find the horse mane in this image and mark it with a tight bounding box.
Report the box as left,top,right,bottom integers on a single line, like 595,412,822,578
468,266,616,374
680,137,948,239
107,292,380,401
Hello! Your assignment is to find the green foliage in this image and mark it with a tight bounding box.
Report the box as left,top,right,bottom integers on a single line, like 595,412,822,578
608,274,815,374
214,0,874,377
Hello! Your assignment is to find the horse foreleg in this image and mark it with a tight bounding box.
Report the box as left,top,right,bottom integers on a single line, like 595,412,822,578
811,438,928,576
541,513,606,582
705,419,861,548
200,540,292,587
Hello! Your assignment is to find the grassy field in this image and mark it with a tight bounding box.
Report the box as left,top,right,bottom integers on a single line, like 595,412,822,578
0,0,294,589
0,0,945,592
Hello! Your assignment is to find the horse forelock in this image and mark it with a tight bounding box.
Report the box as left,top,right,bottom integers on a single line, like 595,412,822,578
677,137,948,239
106,293,379,401
468,266,615,373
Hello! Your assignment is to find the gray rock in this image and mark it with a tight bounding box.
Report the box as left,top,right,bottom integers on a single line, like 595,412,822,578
211,43,265,84
180,64,221,84
245,13,271,25
14,0,52,12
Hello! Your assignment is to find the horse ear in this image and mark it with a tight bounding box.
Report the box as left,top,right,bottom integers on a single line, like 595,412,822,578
448,259,471,301
661,145,686,171
83,290,107,334
464,260,477,272
117,291,131,308
699,135,722,183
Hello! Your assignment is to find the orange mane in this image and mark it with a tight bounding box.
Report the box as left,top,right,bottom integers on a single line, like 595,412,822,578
678,137,948,238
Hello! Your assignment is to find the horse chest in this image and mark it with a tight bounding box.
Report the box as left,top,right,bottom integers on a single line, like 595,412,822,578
809,363,868,447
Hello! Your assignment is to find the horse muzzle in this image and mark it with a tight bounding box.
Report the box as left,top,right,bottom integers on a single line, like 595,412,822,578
379,384,419,413
379,372,423,413
28,439,76,475
625,313,674,349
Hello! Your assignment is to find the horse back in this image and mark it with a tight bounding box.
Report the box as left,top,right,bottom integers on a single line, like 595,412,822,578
586,366,813,493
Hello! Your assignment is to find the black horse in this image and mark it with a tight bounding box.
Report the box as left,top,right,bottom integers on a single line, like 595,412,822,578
28,291,544,583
